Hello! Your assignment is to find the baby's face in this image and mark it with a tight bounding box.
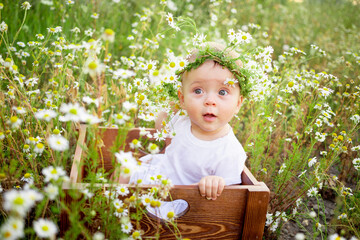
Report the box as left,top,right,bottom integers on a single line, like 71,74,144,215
179,60,243,140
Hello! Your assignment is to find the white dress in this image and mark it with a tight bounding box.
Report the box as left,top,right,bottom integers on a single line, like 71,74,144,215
130,114,247,185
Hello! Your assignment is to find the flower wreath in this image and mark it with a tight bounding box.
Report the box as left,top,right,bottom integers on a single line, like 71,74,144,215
175,43,252,97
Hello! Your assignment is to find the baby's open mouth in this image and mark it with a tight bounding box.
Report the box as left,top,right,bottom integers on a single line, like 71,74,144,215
203,113,216,121
203,113,216,117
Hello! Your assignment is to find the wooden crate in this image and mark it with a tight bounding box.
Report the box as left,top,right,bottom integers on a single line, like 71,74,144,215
61,124,270,239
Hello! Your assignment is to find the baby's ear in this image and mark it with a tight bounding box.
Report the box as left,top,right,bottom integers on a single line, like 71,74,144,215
178,89,185,108
235,95,244,113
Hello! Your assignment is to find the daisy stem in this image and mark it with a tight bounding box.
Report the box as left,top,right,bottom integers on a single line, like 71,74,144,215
11,10,27,46
96,74,104,118
41,199,49,218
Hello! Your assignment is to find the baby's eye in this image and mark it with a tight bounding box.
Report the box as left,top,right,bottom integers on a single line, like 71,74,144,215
194,88,203,94
219,89,228,96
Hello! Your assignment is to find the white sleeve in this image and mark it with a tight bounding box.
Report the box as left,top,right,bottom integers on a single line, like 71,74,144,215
167,111,188,132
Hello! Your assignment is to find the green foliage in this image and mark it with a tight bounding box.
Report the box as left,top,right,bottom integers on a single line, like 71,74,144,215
0,0,359,239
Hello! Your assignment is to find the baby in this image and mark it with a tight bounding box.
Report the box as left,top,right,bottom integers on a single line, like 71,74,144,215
129,42,247,201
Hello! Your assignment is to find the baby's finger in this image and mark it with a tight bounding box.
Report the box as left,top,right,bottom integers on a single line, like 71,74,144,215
217,178,225,196
211,179,219,200
205,178,213,199
199,178,206,197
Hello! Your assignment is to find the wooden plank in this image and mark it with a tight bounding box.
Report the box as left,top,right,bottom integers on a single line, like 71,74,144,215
170,186,247,239
61,184,268,239
241,166,258,185
135,186,248,239
60,190,71,235
69,124,87,183
241,182,270,239
61,183,251,239
97,127,171,172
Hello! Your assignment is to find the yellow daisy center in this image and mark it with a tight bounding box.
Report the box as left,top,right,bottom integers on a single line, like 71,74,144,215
69,108,77,115
36,143,44,149
88,61,98,70
10,116,18,123
167,211,175,219
104,29,114,36
14,197,24,205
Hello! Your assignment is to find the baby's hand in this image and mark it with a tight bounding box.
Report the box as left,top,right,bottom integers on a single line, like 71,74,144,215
198,176,225,200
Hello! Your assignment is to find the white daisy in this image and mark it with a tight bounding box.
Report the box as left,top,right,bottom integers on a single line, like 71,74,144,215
115,151,138,177
113,206,129,218
113,199,124,209
21,2,31,10
122,101,137,112
35,109,57,122
308,157,317,167
3,190,35,216
8,116,23,129
0,132,5,140
104,190,116,199
121,222,133,234
116,185,129,196
47,134,69,152
33,218,58,239
294,233,305,240
224,78,238,87
44,184,59,200
114,112,130,125
228,28,236,42
21,173,34,184
115,151,136,166
148,143,160,154
307,187,318,197
24,188,44,203
81,113,103,124
90,13,99,19
140,193,153,207
93,232,105,240
33,142,45,154
130,139,142,149
0,217,25,239
102,28,115,42
318,87,334,99
83,57,105,78
42,166,67,183
96,172,108,183
80,188,94,199
0,21,8,32
328,234,346,240
12,106,26,114
59,102,87,122
82,96,102,107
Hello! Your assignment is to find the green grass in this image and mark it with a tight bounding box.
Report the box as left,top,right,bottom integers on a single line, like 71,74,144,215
0,0,359,239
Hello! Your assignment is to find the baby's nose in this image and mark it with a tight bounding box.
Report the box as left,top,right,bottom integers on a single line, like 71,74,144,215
204,94,216,106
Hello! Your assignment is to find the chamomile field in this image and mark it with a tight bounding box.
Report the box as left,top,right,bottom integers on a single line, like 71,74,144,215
0,0,359,239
